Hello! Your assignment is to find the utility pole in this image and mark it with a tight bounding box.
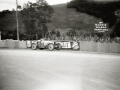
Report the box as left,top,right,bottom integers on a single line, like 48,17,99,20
0,31,1,40
16,0,19,40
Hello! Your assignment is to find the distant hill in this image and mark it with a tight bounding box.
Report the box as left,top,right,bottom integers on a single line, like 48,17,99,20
48,3,101,33
0,3,101,35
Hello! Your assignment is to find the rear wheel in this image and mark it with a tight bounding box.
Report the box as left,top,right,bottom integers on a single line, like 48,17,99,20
40,48,44,50
48,44,54,51
72,45,79,50
56,43,62,50
32,43,37,50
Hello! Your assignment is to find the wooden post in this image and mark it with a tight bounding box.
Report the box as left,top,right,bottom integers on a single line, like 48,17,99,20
16,0,19,40
0,31,1,40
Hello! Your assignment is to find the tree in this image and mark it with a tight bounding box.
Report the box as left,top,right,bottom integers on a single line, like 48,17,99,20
56,30,61,37
67,0,120,28
112,9,120,37
21,0,54,39
50,30,56,40
12,8,15,12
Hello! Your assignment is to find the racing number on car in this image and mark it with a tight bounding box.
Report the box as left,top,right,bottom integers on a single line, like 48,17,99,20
62,42,71,48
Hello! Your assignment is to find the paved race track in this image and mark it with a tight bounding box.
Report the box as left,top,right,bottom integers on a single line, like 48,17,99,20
0,49,120,90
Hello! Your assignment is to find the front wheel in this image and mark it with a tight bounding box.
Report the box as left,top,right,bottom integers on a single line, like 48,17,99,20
48,44,54,51
31,43,37,50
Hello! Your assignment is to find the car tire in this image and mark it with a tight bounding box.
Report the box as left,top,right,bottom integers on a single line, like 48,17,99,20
32,43,37,50
48,43,54,51
72,45,79,50
40,48,44,50
56,43,62,50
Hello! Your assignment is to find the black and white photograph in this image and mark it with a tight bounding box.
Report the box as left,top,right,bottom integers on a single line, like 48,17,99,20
0,0,120,90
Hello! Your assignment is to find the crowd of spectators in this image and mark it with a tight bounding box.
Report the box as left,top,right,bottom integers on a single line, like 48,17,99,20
49,34,120,43
77,36,120,43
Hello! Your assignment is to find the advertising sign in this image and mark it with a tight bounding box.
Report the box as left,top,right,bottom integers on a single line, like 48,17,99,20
94,22,109,33
56,41,72,48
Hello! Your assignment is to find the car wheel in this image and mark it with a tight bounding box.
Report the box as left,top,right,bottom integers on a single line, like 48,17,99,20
48,44,54,51
72,45,79,50
40,48,44,50
32,43,37,50
56,43,62,50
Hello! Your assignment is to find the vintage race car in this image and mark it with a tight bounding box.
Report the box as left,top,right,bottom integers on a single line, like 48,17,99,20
31,39,79,51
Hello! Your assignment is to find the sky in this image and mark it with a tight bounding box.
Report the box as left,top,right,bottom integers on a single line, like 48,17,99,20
0,0,72,11
0,0,119,11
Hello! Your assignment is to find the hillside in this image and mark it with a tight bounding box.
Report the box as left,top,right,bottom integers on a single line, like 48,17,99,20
48,3,101,33
0,3,101,35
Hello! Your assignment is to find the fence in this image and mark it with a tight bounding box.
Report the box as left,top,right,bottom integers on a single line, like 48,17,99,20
0,40,27,49
79,41,120,53
0,40,120,53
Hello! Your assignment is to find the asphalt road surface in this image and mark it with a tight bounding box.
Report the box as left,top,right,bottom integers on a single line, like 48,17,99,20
0,49,120,90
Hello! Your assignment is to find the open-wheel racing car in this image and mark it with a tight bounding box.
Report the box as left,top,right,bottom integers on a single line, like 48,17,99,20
31,39,79,51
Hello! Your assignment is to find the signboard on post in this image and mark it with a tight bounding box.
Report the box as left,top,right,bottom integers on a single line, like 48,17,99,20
94,22,109,33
